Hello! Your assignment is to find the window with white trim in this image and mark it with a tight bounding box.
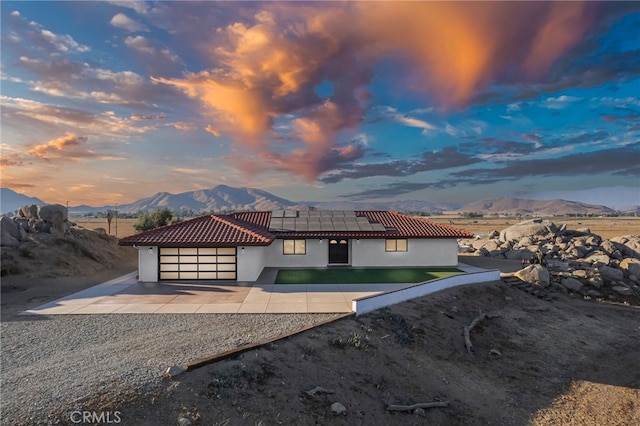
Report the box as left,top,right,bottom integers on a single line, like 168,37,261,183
283,239,306,255
385,239,408,252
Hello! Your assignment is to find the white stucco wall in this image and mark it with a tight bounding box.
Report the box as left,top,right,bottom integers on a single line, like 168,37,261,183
236,246,266,281
265,239,328,267
351,238,458,267
138,245,158,282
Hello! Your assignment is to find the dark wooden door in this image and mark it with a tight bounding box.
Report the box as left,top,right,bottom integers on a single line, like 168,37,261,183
328,239,349,264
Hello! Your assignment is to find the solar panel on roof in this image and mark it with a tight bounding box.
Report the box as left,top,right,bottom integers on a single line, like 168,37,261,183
321,223,334,231
272,210,284,218
358,223,374,231
284,210,297,218
371,223,386,231
308,222,322,231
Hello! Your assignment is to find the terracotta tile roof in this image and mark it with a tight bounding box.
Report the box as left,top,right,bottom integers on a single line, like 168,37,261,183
118,215,275,247
231,211,272,229
357,211,474,238
119,210,472,247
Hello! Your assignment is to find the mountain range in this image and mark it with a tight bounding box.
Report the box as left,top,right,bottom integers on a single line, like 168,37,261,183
0,186,633,216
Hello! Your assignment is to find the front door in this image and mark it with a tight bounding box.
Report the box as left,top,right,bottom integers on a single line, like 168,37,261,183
328,239,349,264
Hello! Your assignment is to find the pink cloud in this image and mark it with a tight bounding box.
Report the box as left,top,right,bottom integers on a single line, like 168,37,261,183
156,2,598,182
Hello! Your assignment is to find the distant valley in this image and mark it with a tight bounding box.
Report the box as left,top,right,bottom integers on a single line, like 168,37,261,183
1,186,636,216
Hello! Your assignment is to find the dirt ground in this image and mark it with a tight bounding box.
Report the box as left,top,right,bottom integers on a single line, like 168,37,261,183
16,256,633,426
429,216,640,240
77,216,640,241
92,270,638,426
2,219,640,425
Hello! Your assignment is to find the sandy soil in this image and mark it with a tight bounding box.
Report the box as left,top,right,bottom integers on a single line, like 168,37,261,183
429,216,640,240
2,219,639,425
9,256,634,425
97,274,638,426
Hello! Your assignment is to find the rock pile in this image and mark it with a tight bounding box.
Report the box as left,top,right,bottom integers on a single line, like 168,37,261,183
1,204,127,278
1,204,72,247
460,219,640,302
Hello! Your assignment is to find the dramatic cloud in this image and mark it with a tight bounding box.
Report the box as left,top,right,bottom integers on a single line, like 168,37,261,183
110,13,148,32
28,133,94,160
156,2,605,182
321,147,480,184
452,144,640,181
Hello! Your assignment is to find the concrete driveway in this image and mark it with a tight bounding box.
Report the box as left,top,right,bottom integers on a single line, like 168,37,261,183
21,264,485,315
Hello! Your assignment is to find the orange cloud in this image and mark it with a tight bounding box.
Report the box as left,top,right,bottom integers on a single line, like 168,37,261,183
157,2,597,181
29,133,87,158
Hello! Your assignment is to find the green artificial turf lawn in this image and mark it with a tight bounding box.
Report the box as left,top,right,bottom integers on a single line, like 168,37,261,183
274,268,463,284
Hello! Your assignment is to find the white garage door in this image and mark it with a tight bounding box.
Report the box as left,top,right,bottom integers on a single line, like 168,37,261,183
159,247,236,280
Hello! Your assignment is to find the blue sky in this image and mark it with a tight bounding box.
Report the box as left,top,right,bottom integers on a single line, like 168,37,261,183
1,1,639,208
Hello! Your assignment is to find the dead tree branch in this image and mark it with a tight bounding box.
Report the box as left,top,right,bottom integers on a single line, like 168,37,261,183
464,312,500,356
386,401,450,411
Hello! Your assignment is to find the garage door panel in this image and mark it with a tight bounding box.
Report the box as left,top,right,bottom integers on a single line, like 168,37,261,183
180,272,199,279
160,264,179,272
198,248,217,255
160,272,179,280
159,247,236,280
199,272,218,279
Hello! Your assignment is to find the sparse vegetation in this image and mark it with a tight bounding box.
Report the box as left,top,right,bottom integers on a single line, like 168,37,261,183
133,207,176,232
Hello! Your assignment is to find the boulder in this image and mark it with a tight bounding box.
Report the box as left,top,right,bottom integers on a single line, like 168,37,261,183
37,204,68,235
619,258,640,277
576,227,591,234
598,265,624,282
561,277,584,292
19,204,39,219
584,251,610,266
1,217,21,247
612,285,633,296
588,275,604,289
499,219,557,243
514,264,550,288
505,249,535,260
610,236,640,259
331,402,347,415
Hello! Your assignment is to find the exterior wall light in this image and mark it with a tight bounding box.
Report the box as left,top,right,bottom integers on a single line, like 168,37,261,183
148,247,153,253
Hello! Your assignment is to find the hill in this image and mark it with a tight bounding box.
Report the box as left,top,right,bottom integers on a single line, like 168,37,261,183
0,188,46,214
312,199,459,212
458,198,616,216
117,185,297,214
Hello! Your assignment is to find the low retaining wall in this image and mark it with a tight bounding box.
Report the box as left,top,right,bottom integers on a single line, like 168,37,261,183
352,270,501,315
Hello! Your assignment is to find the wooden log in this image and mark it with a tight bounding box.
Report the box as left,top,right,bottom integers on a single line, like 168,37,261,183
464,312,500,355
387,401,450,412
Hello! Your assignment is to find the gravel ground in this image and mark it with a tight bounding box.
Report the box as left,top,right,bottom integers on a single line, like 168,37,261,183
1,312,341,424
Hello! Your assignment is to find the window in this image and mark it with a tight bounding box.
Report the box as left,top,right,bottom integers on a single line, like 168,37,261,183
385,239,408,252
283,239,306,255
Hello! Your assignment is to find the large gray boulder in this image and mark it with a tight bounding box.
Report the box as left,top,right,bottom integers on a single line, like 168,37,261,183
1,217,21,247
37,204,68,235
500,219,557,243
598,265,624,282
19,204,39,219
610,236,640,259
514,264,550,288
561,277,584,292
619,258,640,277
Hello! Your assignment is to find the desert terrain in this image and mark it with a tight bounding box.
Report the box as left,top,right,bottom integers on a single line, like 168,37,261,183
1,217,639,425
75,216,640,241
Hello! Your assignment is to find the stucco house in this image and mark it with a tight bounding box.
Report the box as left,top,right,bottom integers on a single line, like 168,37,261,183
119,210,473,282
